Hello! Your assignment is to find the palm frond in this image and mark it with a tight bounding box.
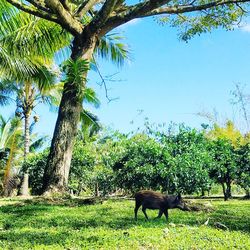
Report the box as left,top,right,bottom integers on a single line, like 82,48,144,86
79,110,102,140
83,87,100,108
95,33,130,67
29,136,48,153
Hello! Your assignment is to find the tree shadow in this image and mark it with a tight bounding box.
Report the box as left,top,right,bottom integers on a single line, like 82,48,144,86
0,199,249,248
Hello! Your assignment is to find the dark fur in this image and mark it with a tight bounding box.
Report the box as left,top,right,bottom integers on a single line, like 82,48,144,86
134,190,185,220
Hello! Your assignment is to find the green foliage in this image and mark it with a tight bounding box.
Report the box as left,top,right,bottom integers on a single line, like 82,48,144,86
22,150,49,195
0,198,249,249
235,143,250,196
209,139,238,200
0,1,70,80
158,3,246,42
21,122,250,198
96,33,130,67
207,121,246,147
111,133,163,192
109,125,213,195
159,126,213,194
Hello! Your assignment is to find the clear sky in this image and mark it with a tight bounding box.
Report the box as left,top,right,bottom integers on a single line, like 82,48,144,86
2,17,250,138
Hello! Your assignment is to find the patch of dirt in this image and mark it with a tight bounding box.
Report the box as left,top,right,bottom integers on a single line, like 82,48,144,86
184,200,215,212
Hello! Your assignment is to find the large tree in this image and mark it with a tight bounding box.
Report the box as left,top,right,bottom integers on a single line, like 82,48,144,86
6,0,250,194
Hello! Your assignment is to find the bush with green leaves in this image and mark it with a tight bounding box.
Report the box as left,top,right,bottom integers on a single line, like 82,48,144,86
209,139,238,200
154,126,213,195
235,143,250,197
22,150,48,195
22,124,250,198
109,126,213,195
70,140,115,196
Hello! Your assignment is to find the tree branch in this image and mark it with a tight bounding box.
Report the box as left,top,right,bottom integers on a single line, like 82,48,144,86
6,0,59,23
75,0,102,18
26,0,53,14
91,0,119,28
138,0,250,17
44,0,83,35
101,0,250,35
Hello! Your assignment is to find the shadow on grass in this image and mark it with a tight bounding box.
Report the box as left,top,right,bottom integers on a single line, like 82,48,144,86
0,199,249,247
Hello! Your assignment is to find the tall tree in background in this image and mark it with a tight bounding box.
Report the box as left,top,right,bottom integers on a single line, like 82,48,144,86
6,0,250,194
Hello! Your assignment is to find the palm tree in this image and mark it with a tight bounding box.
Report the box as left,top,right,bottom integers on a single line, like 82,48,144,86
0,69,62,195
1,1,129,194
0,115,22,196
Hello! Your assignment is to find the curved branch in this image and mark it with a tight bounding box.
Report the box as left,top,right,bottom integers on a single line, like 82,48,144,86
45,0,83,35
137,0,250,17
75,0,101,18
6,0,59,23
101,0,250,34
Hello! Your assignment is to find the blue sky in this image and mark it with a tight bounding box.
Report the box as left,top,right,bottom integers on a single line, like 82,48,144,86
2,17,250,138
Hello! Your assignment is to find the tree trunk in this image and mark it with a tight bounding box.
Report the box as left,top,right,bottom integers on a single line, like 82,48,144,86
19,112,30,196
42,35,97,195
222,183,228,201
245,189,250,198
94,182,99,197
225,181,232,199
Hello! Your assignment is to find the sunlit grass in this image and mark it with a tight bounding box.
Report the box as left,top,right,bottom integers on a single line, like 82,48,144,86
0,198,249,249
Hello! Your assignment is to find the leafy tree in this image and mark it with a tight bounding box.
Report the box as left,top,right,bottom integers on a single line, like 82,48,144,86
207,120,245,147
110,133,163,192
235,143,250,197
156,125,213,195
209,138,238,200
6,0,250,194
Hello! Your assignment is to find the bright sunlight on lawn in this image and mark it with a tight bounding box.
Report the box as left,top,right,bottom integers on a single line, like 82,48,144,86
0,198,249,249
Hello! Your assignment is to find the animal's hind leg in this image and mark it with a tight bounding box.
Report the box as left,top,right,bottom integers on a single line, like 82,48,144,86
134,202,141,220
142,206,149,220
156,209,163,219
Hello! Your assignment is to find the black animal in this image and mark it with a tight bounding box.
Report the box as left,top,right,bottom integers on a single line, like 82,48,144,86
134,190,187,220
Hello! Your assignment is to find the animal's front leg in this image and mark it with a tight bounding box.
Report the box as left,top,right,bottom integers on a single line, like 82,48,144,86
163,209,168,221
142,206,149,220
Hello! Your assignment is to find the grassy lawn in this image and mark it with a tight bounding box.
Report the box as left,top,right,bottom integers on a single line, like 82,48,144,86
0,198,249,249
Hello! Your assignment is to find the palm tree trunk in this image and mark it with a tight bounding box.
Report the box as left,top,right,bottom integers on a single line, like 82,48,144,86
3,132,16,196
19,112,30,196
42,35,97,195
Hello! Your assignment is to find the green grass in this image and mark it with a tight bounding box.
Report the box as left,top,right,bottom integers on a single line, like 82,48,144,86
0,198,249,249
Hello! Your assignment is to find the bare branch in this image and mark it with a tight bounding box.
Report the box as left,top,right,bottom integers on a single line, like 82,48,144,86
26,0,53,13
91,0,119,28
75,0,101,18
93,56,119,103
236,2,248,13
59,0,71,12
6,0,59,23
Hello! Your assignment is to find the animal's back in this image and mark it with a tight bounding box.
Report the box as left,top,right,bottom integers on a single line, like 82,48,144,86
135,190,165,208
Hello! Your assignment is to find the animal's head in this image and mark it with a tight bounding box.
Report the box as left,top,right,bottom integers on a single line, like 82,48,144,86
173,194,186,210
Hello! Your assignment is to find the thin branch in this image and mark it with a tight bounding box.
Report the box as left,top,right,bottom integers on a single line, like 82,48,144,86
93,56,118,103
236,2,249,13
